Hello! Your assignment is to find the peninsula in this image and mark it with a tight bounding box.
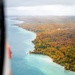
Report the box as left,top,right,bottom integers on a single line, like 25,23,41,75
18,16,75,72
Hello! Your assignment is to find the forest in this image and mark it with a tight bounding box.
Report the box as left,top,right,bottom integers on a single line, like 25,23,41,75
18,16,75,72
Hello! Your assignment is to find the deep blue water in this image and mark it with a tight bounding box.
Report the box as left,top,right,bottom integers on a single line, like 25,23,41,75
6,17,75,75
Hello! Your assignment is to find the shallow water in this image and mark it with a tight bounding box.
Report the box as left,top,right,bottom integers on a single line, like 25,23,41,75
6,17,75,75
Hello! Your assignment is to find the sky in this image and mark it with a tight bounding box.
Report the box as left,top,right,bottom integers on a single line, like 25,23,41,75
4,0,75,16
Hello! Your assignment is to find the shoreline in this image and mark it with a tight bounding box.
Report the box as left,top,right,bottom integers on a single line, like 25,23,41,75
19,27,75,73
7,17,75,75
28,50,75,74
18,24,75,73
28,51,75,74
15,18,75,72
15,21,65,69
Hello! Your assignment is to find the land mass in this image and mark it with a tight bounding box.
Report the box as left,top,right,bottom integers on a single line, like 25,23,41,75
18,16,75,72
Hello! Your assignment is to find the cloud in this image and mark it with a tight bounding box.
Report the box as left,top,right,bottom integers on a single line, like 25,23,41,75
5,0,75,7
5,5,75,16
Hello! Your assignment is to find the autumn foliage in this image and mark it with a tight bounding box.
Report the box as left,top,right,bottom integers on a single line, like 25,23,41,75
19,17,75,72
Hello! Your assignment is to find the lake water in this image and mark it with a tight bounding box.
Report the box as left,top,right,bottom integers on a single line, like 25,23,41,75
6,17,75,75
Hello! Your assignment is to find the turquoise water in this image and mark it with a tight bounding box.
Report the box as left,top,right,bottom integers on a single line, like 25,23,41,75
6,17,75,75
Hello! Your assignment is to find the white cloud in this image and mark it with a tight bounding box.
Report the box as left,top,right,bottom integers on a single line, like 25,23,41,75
5,0,75,7
5,5,75,16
